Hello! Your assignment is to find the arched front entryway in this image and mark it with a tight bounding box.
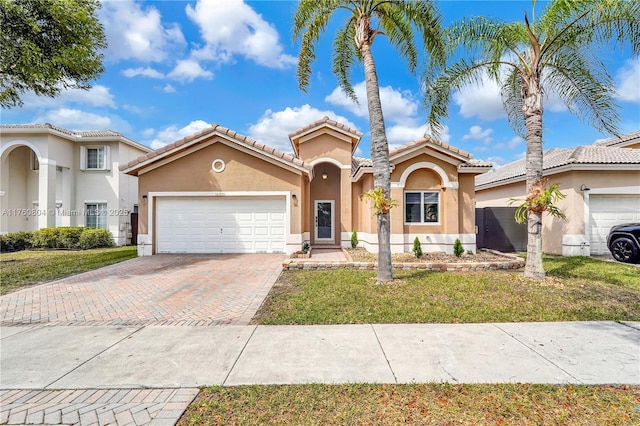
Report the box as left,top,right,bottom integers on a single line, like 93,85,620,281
309,162,342,246
0,141,64,234
0,144,41,233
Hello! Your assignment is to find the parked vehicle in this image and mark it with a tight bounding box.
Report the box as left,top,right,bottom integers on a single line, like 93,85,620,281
607,223,640,264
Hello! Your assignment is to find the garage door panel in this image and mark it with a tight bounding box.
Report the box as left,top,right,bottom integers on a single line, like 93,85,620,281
589,195,640,255
156,197,286,254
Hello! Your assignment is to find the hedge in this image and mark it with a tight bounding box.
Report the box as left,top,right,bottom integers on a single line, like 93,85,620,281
1,227,114,252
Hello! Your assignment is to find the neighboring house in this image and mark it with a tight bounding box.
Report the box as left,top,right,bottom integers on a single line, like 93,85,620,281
475,131,640,256
0,124,152,245
122,117,491,256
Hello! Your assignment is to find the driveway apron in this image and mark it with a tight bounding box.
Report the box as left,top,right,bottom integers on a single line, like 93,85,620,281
0,253,286,327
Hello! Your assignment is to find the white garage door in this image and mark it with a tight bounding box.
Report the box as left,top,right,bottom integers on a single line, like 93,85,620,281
589,194,640,255
156,197,286,253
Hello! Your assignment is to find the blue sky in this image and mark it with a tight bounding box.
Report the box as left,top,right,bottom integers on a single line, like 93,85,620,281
1,0,638,166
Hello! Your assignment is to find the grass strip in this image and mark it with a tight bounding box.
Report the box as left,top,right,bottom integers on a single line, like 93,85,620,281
1,246,137,294
253,257,640,324
179,383,639,426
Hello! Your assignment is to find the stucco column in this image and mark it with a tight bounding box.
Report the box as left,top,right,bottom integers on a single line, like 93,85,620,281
58,167,72,227
38,159,57,229
340,167,351,246
0,156,8,233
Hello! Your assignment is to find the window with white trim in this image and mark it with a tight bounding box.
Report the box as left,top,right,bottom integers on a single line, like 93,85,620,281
85,203,107,229
81,145,110,170
405,191,440,224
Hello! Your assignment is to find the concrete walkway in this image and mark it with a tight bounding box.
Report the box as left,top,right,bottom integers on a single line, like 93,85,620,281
2,321,639,424
2,321,638,388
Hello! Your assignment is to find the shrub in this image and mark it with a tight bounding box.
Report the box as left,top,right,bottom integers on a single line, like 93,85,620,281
453,238,464,257
79,228,114,249
56,227,84,249
30,227,86,249
31,228,59,248
412,236,423,258
351,230,358,249
302,241,310,254
0,231,33,252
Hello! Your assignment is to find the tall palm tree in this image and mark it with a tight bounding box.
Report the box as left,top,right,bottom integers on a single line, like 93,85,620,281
293,0,445,282
424,0,639,278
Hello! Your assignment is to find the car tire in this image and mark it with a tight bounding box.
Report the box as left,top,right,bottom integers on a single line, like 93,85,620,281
609,237,639,263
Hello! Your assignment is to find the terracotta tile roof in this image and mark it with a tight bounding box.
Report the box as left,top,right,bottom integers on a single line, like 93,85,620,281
389,136,473,160
476,145,640,187
288,116,363,139
592,130,640,147
122,123,312,173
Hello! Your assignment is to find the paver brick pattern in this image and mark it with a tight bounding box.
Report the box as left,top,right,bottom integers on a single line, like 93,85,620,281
0,388,199,425
1,254,285,327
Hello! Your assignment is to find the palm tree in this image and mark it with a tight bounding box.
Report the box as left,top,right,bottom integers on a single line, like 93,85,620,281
424,0,639,278
293,0,445,282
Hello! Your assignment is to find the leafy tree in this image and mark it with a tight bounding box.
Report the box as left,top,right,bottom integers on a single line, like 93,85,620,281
0,0,106,108
424,0,639,278
293,0,445,282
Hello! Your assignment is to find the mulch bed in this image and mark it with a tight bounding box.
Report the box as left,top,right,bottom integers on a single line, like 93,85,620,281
345,248,515,264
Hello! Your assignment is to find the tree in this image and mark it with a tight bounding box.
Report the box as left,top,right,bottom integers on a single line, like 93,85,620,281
0,0,106,108
424,0,639,278
293,0,445,282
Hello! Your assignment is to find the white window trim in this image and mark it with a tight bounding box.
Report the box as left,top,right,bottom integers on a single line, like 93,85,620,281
404,191,441,225
81,145,111,171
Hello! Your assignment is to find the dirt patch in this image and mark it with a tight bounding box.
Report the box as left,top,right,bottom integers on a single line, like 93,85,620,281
346,248,515,263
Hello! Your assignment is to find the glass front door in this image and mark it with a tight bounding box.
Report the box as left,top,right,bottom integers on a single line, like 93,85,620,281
315,200,334,242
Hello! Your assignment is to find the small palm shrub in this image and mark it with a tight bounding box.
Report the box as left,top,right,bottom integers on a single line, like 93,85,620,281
453,238,464,257
412,236,423,258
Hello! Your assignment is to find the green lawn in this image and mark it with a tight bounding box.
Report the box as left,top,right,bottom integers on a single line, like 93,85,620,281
253,256,640,324
179,384,639,426
0,246,137,295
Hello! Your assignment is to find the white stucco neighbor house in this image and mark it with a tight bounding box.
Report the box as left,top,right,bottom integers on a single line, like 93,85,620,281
0,124,152,245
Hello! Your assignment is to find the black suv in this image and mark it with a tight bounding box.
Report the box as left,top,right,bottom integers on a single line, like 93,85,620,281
607,223,640,264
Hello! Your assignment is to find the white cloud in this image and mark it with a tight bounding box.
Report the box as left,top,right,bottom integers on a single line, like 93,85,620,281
453,77,506,121
122,67,164,79
100,0,185,62
325,82,419,125
168,60,214,82
463,125,493,141
247,104,358,153
615,58,640,102
185,0,296,69
149,120,212,150
19,84,116,109
163,84,176,93
39,108,112,130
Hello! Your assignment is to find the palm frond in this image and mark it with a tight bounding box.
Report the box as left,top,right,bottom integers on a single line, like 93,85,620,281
544,48,621,136
501,67,525,137
332,20,359,102
375,4,419,73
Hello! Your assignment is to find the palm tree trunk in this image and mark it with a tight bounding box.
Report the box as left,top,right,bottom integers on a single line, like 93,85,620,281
522,78,545,279
361,42,393,282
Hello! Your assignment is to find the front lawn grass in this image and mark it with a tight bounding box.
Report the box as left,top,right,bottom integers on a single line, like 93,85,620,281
0,246,137,295
179,384,639,426
253,256,640,324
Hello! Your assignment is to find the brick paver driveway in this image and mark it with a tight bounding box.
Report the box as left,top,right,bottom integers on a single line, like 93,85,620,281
1,254,285,327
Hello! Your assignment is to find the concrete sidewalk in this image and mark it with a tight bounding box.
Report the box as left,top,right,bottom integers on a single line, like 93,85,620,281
2,321,638,389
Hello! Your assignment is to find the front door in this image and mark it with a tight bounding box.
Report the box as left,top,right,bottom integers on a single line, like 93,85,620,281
314,200,334,243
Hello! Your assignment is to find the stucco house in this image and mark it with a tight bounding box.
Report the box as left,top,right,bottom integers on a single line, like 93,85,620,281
0,124,152,245
475,131,640,257
122,117,491,256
